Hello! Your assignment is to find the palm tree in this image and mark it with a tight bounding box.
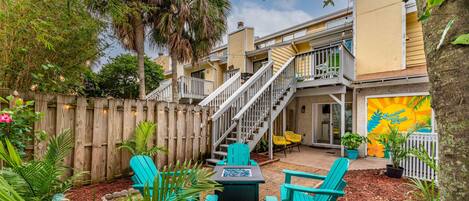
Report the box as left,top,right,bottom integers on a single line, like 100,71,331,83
86,0,161,99
151,0,230,102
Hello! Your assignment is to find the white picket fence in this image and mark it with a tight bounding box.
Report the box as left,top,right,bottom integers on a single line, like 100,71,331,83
402,133,438,181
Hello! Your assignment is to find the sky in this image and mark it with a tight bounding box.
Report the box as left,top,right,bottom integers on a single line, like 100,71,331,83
94,0,352,70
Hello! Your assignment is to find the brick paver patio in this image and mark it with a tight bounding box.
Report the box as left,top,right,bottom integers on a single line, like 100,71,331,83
259,161,328,199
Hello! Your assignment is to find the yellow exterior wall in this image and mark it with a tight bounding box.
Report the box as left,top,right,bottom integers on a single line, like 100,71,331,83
154,56,171,72
295,42,312,54
306,23,326,34
356,0,404,75
227,28,254,72
270,45,296,72
406,12,426,67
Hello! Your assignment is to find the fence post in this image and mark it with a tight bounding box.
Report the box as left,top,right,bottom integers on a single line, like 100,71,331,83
157,103,167,167
91,99,106,183
74,97,87,184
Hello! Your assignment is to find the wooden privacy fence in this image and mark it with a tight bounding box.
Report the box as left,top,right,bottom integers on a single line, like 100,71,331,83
1,91,213,184
402,133,438,181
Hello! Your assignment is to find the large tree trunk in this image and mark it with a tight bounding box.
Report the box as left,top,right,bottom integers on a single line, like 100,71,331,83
135,15,146,99
171,54,179,103
417,0,469,200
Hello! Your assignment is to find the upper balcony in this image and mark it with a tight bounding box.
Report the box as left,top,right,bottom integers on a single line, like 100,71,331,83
294,43,354,88
145,76,214,102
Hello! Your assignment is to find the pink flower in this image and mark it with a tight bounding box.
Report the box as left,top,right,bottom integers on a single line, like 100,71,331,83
0,113,13,123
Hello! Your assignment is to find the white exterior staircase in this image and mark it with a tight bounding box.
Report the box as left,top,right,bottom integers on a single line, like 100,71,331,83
202,57,296,164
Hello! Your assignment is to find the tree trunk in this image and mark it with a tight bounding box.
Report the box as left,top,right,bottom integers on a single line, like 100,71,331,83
171,54,179,103
417,0,469,200
134,15,146,99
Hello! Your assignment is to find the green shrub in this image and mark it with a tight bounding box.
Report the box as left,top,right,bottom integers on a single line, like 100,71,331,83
341,132,369,150
0,95,43,155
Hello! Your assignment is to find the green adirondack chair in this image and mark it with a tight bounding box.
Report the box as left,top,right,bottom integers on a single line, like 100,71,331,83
216,143,258,166
265,158,349,201
130,155,218,201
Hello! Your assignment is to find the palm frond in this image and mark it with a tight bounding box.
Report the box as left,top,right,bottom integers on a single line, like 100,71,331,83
0,130,76,200
120,121,163,157
0,139,23,168
44,129,74,165
141,161,222,201
0,176,25,201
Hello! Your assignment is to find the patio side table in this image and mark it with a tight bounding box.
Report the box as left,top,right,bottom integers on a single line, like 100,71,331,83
212,165,265,201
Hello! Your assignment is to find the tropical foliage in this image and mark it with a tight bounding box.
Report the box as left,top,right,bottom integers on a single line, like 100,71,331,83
0,129,78,201
91,54,164,99
377,125,414,168
408,146,439,200
151,0,231,102
0,0,103,94
120,121,164,156
86,0,160,98
140,161,222,201
341,132,369,150
0,95,43,155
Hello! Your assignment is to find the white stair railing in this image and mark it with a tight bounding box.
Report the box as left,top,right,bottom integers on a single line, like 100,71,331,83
233,57,295,149
211,61,274,157
199,72,242,109
145,79,172,101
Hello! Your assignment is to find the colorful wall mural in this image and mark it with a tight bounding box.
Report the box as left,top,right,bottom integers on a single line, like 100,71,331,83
367,95,432,157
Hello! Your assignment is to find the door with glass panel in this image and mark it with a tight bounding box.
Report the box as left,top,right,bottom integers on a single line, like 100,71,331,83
313,103,352,147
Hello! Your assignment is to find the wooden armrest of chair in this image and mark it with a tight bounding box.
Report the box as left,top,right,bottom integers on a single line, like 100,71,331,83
283,184,345,196
283,169,327,183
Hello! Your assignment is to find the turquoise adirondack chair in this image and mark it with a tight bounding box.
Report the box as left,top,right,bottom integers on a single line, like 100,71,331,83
216,143,258,166
130,155,218,201
265,158,349,201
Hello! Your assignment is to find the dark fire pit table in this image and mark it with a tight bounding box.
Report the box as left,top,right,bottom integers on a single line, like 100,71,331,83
212,165,265,201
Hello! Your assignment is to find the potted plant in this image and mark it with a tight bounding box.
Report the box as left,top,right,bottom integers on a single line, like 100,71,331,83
377,125,412,178
341,132,369,160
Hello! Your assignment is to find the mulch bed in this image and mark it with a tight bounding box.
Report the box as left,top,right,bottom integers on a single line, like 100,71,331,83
339,169,414,201
66,178,132,201
67,168,414,201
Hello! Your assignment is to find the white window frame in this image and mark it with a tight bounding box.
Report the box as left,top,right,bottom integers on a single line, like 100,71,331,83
293,29,306,39
282,34,293,42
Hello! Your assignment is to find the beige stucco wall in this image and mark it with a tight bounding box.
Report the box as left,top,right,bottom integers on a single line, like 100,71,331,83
227,28,254,72
356,0,404,75
286,93,353,146
355,83,430,156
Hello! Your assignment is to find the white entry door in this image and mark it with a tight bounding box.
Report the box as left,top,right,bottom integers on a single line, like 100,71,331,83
312,103,352,148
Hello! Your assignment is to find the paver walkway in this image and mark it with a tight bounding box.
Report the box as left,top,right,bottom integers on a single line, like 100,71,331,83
259,161,328,199
276,146,387,170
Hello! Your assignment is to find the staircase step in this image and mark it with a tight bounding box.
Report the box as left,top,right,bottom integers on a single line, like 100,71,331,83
220,144,229,148
214,151,227,156
226,137,237,141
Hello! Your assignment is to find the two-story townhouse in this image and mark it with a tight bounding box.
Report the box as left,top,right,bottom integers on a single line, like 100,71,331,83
149,0,434,162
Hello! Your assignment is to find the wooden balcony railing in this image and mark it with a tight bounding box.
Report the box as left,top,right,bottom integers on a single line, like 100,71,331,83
178,76,214,100
295,43,355,85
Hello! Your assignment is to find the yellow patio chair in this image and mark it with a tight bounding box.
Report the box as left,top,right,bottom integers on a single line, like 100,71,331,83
273,135,291,157
285,131,302,152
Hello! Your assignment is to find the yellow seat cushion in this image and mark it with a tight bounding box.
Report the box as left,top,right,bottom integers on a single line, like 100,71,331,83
273,135,291,146
285,131,302,143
